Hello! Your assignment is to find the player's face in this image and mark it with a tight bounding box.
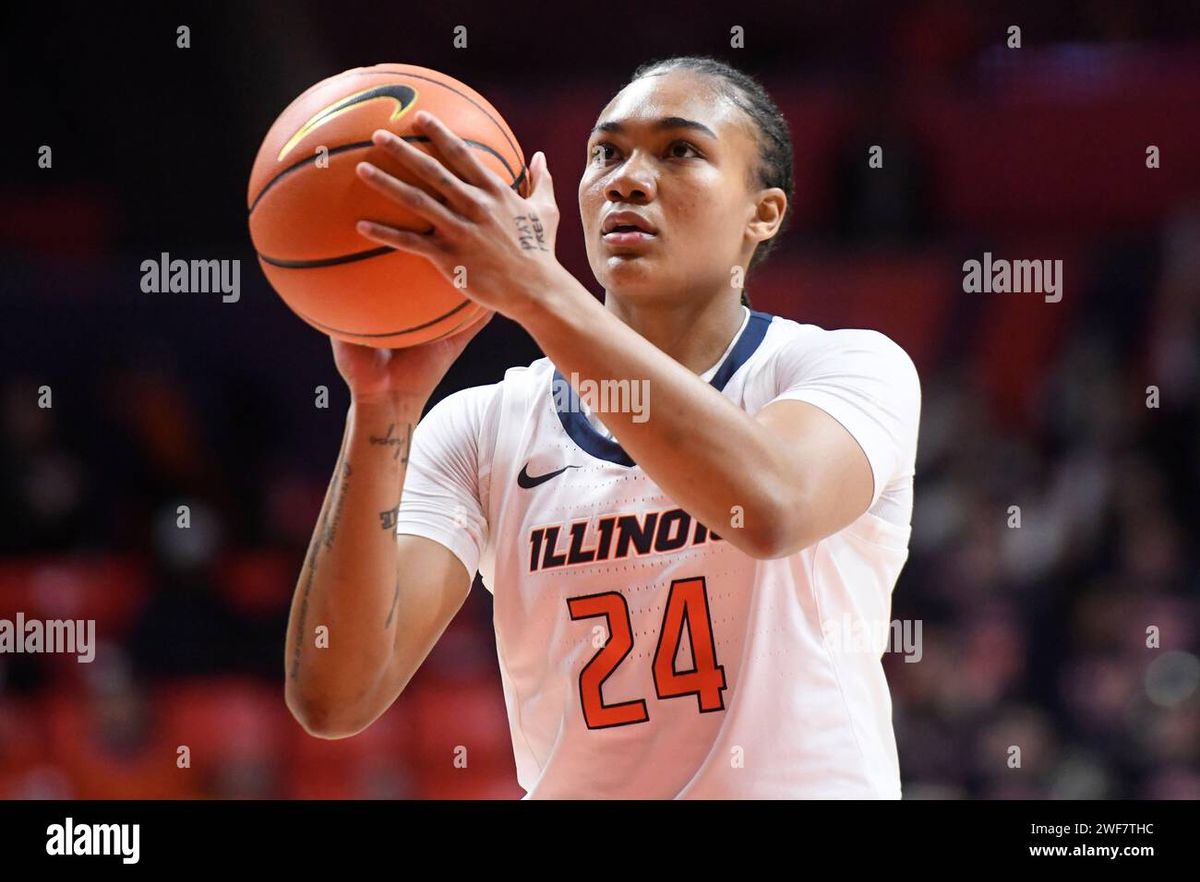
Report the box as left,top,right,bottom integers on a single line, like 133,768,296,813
578,69,763,303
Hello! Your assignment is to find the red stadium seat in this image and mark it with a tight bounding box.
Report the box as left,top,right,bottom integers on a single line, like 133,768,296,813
405,675,516,774
0,555,148,638
155,676,288,768
215,550,294,616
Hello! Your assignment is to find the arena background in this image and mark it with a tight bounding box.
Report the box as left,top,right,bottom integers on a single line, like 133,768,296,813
1,0,1198,799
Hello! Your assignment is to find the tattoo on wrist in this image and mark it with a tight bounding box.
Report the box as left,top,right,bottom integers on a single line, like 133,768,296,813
370,422,413,462
515,213,549,251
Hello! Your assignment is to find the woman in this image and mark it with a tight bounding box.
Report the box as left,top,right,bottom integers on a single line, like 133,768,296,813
284,55,921,799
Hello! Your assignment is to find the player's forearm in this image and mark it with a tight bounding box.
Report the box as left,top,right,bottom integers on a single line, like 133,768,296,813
517,273,791,557
284,397,421,734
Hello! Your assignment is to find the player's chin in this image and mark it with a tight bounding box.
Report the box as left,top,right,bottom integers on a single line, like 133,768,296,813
600,241,661,269
600,254,658,288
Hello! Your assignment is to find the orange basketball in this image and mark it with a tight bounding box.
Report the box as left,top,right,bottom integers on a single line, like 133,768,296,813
247,63,529,347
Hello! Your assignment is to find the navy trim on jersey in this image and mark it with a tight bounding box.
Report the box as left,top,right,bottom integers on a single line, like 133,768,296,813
551,309,774,467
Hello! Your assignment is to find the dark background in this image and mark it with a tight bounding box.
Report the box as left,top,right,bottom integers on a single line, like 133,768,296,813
1,0,1198,798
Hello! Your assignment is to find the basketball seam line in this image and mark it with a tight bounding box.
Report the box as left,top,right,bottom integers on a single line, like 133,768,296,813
248,135,526,216
290,293,477,338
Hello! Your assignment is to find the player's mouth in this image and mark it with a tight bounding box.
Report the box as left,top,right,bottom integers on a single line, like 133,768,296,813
601,211,658,247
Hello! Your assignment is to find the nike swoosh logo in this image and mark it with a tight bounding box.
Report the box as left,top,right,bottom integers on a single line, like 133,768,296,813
277,83,418,161
517,463,581,489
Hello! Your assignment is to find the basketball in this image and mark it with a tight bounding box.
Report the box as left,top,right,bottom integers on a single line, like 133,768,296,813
247,63,530,347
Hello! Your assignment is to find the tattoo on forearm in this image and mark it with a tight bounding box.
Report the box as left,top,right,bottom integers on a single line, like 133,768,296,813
291,443,348,680
370,422,414,462
515,213,549,251
291,540,317,680
385,578,400,629
380,496,401,531
322,461,352,550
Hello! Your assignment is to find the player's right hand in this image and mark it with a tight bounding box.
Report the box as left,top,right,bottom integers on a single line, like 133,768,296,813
331,307,494,407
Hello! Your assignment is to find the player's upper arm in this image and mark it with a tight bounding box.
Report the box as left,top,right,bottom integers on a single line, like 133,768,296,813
754,329,921,555
376,384,498,701
373,533,475,705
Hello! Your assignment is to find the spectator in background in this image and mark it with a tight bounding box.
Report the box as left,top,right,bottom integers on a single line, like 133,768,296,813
0,375,89,553
830,80,936,244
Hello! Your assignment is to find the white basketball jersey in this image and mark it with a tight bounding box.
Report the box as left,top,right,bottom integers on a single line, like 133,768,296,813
395,308,922,798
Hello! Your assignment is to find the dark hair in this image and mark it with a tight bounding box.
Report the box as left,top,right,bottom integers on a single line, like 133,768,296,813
625,55,795,295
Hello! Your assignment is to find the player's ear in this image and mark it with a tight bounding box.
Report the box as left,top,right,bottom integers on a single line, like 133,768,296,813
747,188,786,246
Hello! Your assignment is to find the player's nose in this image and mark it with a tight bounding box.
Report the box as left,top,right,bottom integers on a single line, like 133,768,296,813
605,151,657,204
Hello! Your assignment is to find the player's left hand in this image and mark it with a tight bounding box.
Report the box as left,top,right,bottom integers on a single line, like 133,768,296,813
354,110,563,322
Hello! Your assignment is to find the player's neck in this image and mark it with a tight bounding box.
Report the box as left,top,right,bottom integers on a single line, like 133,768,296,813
604,292,746,375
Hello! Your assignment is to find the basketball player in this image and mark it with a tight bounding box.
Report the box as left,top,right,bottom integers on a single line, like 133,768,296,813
285,56,921,798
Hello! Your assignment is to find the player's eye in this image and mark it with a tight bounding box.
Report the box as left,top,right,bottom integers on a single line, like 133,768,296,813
668,140,701,159
589,139,702,166
589,142,618,164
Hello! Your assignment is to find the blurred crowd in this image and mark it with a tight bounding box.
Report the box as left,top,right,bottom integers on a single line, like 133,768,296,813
890,199,1200,799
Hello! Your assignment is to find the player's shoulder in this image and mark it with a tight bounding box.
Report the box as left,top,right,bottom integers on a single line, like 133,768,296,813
424,356,554,425
758,312,918,377
499,355,557,386
760,312,910,358
488,355,562,406
425,378,502,417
